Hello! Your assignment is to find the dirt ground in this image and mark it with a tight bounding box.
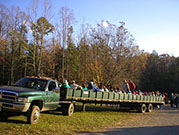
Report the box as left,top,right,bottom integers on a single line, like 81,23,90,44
80,105,179,135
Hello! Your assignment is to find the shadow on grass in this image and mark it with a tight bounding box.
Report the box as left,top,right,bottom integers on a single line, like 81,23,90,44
42,105,136,116
75,104,138,113
42,110,62,116
0,105,137,124
79,125,179,135
0,118,26,124
0,112,27,124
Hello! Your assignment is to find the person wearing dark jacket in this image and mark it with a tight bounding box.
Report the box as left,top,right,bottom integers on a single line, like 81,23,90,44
122,79,130,93
87,79,94,89
174,94,179,108
170,93,175,107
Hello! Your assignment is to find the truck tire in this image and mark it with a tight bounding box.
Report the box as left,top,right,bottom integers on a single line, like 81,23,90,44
27,105,40,124
62,103,74,116
138,104,147,113
147,104,153,112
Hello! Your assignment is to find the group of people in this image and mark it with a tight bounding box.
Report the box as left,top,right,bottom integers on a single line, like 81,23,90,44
60,79,109,92
122,79,136,94
60,79,136,93
58,79,165,97
121,79,164,97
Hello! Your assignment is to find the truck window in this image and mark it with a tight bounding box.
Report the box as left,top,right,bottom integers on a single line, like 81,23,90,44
48,81,56,91
14,78,47,91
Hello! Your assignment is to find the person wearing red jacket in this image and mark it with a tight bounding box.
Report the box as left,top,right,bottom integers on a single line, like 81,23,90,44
128,80,136,91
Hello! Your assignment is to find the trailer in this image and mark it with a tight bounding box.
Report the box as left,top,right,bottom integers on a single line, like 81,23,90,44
60,88,164,115
0,77,165,124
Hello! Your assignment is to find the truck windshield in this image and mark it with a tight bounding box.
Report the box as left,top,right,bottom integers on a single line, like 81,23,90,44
14,78,48,91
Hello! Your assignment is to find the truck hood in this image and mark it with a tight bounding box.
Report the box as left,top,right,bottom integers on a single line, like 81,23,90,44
0,85,45,96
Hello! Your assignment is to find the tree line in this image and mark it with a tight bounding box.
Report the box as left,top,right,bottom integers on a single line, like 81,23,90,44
0,0,178,94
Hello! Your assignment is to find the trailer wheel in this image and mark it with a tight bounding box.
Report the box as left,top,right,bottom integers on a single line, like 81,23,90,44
138,104,147,113
147,104,153,112
27,105,40,124
62,103,74,116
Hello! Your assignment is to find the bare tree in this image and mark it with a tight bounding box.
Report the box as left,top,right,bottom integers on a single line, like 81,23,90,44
58,7,75,81
0,5,10,84
43,0,54,21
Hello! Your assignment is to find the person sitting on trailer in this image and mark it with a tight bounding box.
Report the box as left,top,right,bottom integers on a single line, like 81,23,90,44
81,83,87,90
107,85,113,92
152,91,156,96
144,91,148,95
93,83,102,92
138,90,143,95
87,79,94,89
99,83,105,92
156,91,160,96
61,80,71,88
132,91,136,95
87,79,101,91
115,87,120,93
70,80,82,89
103,86,109,92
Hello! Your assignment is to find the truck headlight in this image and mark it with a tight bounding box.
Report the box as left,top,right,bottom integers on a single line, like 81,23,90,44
18,97,29,103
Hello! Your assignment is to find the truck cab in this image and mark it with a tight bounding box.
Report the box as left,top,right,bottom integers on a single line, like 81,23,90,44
0,76,60,124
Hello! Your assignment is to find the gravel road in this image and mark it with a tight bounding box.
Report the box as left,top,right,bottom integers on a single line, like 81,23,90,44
80,105,179,135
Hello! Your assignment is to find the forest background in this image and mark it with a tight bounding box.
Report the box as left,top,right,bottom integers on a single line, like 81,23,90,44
0,0,178,94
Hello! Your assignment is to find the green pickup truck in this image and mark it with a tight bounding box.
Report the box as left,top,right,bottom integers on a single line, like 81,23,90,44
0,76,74,124
0,76,165,124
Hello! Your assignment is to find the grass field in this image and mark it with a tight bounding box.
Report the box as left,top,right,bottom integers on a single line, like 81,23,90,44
0,104,136,135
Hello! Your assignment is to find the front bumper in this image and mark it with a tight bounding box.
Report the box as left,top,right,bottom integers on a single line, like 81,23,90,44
0,101,31,112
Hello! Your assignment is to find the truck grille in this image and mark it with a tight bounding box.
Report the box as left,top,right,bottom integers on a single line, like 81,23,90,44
0,90,18,101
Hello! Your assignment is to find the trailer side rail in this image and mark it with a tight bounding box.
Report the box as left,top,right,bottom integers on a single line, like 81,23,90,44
60,88,164,104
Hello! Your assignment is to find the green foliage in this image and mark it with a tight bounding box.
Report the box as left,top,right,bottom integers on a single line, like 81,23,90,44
66,26,79,81
140,54,179,93
31,17,54,36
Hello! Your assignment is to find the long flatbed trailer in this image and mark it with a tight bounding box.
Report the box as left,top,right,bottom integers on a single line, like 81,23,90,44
0,77,165,124
60,88,164,113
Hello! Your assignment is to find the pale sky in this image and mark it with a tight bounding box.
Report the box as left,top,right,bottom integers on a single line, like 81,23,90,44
1,0,179,56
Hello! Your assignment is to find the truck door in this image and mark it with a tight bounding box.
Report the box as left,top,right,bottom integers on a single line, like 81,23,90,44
44,81,60,110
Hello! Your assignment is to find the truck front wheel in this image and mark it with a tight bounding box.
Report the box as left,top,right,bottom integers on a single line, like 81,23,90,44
27,105,40,124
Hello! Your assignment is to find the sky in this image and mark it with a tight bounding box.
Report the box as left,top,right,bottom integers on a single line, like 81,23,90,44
1,0,179,56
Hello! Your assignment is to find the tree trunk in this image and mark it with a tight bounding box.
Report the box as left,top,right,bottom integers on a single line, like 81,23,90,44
10,39,15,85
